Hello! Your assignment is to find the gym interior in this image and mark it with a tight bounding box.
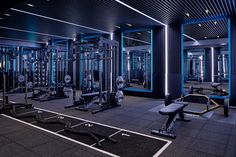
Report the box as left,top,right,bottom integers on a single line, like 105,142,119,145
0,0,235,157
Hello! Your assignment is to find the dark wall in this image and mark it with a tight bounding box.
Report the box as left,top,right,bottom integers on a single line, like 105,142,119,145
230,17,236,106
168,23,182,98
153,26,166,98
205,48,212,82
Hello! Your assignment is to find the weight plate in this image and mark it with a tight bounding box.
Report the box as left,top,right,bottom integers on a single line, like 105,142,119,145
18,75,25,83
64,75,71,84
115,90,124,105
116,76,124,90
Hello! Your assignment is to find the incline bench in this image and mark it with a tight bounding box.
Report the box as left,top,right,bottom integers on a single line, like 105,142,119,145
151,95,190,139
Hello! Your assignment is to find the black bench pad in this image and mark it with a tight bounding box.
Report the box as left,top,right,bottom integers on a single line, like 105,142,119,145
159,103,187,115
211,83,221,88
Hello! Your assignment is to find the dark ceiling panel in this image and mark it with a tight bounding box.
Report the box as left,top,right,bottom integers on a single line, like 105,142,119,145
0,0,27,13
119,0,236,24
0,0,234,43
0,10,102,41
0,0,160,42
11,0,160,31
184,19,228,41
0,28,49,43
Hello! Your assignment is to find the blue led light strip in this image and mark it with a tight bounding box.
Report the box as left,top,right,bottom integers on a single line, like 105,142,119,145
151,29,153,91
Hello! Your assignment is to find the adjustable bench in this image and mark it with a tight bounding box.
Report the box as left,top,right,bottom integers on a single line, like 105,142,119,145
151,102,190,138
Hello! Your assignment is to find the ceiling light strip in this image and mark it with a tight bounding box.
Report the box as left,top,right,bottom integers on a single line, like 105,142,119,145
0,26,73,39
114,0,166,26
123,36,150,44
183,34,197,42
11,8,110,34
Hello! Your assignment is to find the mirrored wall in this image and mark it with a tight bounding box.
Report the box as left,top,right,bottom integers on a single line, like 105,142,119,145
121,29,153,92
182,18,230,98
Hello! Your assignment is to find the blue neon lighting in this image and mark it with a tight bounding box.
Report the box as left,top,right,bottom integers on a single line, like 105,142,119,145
228,18,231,98
6,52,8,72
51,40,55,85
150,29,153,91
13,59,16,71
124,87,152,93
121,32,124,76
181,25,184,94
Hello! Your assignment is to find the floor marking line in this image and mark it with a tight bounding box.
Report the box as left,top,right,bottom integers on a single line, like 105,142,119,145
90,130,122,147
1,114,119,157
56,121,87,133
35,107,172,142
0,99,171,156
35,108,172,156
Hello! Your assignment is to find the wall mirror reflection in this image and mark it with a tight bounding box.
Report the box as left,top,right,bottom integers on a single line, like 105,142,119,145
182,18,230,98
122,29,153,92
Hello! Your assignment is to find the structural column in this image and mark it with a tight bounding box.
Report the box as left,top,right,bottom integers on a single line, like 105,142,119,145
168,23,182,98
204,48,212,82
153,26,166,98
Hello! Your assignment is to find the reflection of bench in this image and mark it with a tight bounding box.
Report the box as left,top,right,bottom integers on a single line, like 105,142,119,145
151,102,190,138
211,83,221,89
81,91,107,99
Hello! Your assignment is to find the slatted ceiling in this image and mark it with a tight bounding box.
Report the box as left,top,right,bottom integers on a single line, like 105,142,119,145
0,0,27,13
0,0,234,43
184,19,228,41
122,0,235,24
13,0,159,31
0,0,162,42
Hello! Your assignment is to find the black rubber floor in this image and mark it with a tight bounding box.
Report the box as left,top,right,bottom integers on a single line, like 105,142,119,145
3,109,170,157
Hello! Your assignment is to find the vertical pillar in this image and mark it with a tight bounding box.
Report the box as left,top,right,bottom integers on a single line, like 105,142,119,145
153,26,166,98
168,23,182,98
204,48,212,82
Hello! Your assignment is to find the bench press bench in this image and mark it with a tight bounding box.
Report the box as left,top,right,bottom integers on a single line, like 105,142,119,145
151,101,190,139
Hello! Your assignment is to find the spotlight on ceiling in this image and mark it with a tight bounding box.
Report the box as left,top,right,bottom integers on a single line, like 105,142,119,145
214,21,217,25
217,35,220,38
198,23,202,27
204,36,207,39
137,32,141,35
26,3,34,7
126,23,132,27
4,13,11,17
205,9,209,14
73,37,76,41
186,13,190,17
115,25,121,29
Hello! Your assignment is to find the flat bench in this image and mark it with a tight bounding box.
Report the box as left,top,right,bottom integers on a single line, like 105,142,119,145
151,102,190,138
